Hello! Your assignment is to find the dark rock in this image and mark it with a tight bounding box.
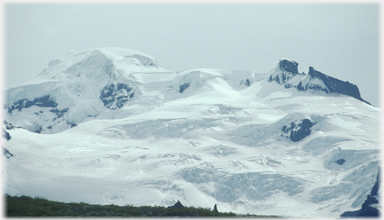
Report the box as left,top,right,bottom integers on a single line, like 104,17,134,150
268,59,301,85
336,159,346,165
268,59,370,105
50,108,69,118
245,79,251,86
168,200,185,209
2,128,11,141
118,82,131,91
34,125,43,134
100,84,115,101
269,72,286,84
7,95,58,114
179,83,190,93
4,120,15,130
100,83,134,109
341,167,380,217
301,67,370,104
296,81,304,91
34,95,57,108
3,147,13,159
279,59,299,74
282,119,315,142
285,83,294,89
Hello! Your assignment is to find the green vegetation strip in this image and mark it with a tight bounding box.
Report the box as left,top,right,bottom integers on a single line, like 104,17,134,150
5,195,280,217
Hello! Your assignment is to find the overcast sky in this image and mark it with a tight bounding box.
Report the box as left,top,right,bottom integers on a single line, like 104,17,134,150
5,3,380,106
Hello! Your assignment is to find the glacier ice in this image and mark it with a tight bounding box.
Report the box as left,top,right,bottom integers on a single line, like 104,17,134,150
2,47,380,218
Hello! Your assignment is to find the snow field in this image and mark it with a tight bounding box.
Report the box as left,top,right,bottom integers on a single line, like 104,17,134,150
3,48,380,218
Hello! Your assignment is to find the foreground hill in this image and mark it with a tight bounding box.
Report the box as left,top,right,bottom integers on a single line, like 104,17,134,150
6,194,280,217
3,48,380,218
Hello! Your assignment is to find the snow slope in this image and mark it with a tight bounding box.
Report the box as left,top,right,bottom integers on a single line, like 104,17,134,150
3,48,380,218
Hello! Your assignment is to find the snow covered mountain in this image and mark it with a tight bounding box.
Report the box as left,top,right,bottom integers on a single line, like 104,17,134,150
2,48,380,218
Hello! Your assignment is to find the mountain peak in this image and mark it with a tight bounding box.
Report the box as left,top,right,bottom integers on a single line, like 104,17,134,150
278,58,299,74
38,47,166,80
303,66,369,104
268,60,370,105
268,58,301,85
5,50,371,135
65,47,158,62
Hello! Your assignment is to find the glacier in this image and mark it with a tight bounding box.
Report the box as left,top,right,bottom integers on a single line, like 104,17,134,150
2,47,380,218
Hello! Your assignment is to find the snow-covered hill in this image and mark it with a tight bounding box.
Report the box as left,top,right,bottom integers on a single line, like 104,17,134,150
2,48,380,218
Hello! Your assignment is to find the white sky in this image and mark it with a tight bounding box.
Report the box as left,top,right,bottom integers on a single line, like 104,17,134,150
4,2,381,106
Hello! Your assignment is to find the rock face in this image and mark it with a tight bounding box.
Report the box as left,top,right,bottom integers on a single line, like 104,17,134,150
297,67,366,104
5,95,71,134
279,59,299,74
6,95,58,114
268,59,302,85
341,167,380,217
2,128,11,141
179,83,190,93
244,79,251,86
3,147,13,159
100,83,134,109
2,121,13,159
282,119,315,142
335,159,346,165
268,60,370,105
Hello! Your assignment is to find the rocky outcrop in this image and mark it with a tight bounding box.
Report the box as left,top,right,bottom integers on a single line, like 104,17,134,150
281,119,315,142
268,59,370,105
179,83,190,93
4,120,15,130
5,95,70,122
243,79,251,86
100,83,134,109
341,167,380,217
268,59,302,85
6,95,57,114
279,59,299,74
4,96,73,133
3,147,13,159
297,67,368,104
335,159,346,165
2,121,13,159
2,128,11,141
